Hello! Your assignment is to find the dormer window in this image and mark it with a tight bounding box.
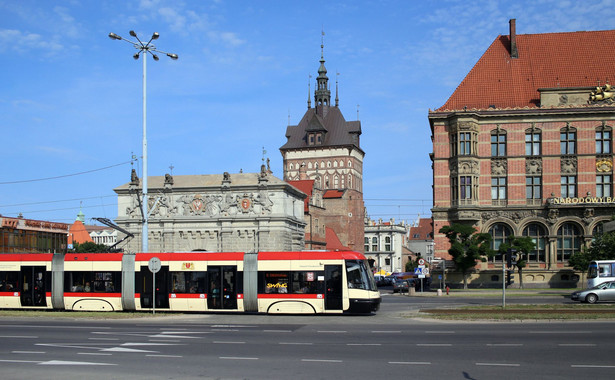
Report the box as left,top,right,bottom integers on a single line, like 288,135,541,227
308,132,323,146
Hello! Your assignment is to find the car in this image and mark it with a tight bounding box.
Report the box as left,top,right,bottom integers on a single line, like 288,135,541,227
571,281,615,303
392,278,410,293
373,274,387,287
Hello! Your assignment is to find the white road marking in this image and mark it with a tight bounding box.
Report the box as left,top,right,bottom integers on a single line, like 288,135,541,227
425,331,455,334
529,331,591,334
279,342,313,345
78,353,112,356
0,335,38,338
486,344,524,347
317,331,347,333
101,347,157,353
476,362,520,367
89,338,118,341
122,343,182,346
213,341,245,344
264,330,292,333
371,331,401,333
301,359,343,363
220,356,258,360
148,334,200,339
347,343,382,346
38,360,116,366
558,344,596,347
149,339,181,343
211,325,256,328
12,351,45,354
571,364,615,368
147,354,183,358
417,343,452,347
389,361,431,365
0,359,41,363
0,325,109,330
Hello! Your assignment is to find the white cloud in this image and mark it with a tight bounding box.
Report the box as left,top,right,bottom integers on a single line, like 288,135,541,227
0,29,63,54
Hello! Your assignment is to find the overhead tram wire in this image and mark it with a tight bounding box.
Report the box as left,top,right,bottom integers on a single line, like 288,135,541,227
0,161,132,185
0,195,117,208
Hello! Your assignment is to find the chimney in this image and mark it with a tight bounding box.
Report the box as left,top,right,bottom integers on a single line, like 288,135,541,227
509,19,518,59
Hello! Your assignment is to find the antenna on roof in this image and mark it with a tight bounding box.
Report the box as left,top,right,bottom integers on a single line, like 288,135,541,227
357,104,360,120
262,146,267,164
169,164,174,175
335,71,339,107
307,74,312,109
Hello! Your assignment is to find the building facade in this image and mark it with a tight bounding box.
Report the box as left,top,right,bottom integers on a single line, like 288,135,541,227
0,216,68,253
407,218,435,264
280,43,365,252
429,20,615,288
114,167,307,253
364,218,410,274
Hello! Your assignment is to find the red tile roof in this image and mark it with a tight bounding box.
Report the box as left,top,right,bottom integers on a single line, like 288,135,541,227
409,218,433,240
287,180,315,212
68,220,94,245
323,189,344,199
437,30,615,111
325,227,350,251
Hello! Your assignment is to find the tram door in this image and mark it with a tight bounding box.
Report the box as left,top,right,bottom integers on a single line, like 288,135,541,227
139,266,170,309
207,266,237,310
325,265,343,311
20,266,47,307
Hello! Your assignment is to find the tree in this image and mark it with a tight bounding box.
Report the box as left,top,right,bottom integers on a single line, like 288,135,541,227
569,231,615,272
71,241,109,253
498,236,535,289
439,223,494,289
405,254,422,272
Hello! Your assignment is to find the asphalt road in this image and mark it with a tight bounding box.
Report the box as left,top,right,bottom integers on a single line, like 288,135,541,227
0,292,611,380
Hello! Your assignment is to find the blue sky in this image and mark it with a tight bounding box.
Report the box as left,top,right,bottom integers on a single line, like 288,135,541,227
2,0,615,225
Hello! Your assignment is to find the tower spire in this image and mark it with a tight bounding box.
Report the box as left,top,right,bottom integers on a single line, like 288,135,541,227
307,74,312,109
314,29,331,114
335,71,339,107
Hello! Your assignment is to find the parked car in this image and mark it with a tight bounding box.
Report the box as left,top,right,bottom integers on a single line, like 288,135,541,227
571,281,615,303
373,275,387,287
392,278,410,293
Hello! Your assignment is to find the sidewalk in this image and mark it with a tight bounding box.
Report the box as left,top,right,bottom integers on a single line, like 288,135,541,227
389,288,573,297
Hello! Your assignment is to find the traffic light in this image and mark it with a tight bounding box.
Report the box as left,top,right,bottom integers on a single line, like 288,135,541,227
506,270,515,286
506,249,517,269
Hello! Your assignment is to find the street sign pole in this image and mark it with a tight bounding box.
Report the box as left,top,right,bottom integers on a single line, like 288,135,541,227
148,257,161,315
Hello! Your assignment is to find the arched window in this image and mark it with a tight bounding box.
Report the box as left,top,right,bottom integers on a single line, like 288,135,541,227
327,161,332,168
348,160,352,168
289,163,294,170
489,223,512,262
334,161,338,168
491,127,507,157
364,237,370,252
348,174,352,189
385,236,391,251
522,223,547,262
371,237,378,252
339,160,344,167
592,222,604,242
557,222,582,262
308,162,312,169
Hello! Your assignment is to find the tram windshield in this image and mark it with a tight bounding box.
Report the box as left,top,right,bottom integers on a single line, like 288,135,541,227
346,260,377,291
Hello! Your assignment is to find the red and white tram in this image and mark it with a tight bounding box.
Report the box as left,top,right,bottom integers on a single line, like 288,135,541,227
0,251,380,314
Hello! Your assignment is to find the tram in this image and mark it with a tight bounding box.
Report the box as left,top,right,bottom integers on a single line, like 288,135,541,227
0,251,380,314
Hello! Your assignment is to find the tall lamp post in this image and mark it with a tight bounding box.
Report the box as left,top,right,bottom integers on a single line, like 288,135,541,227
109,31,178,253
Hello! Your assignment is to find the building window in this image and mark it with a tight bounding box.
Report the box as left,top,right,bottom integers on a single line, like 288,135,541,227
522,223,547,262
450,134,458,156
557,223,581,262
525,130,541,156
385,236,391,251
371,237,378,252
308,134,315,146
334,176,339,188
364,237,370,252
316,133,322,144
491,130,506,156
526,176,542,200
460,176,472,199
491,177,507,200
451,177,458,201
561,176,577,198
597,174,612,197
459,132,472,155
560,126,576,155
489,223,512,262
596,128,611,154
592,222,604,242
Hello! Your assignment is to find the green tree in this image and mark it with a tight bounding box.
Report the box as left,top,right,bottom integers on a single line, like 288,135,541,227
71,241,109,253
405,254,422,272
498,236,535,289
439,223,494,289
569,231,615,272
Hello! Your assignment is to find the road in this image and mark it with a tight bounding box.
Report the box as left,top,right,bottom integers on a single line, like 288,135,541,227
0,293,612,380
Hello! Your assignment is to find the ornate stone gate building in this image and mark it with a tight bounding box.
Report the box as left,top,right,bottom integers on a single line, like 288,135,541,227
114,167,307,253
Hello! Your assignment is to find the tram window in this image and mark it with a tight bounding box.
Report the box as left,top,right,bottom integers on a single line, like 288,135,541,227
291,272,323,294
65,272,121,293
259,272,289,294
346,260,377,291
0,271,18,291
171,272,206,293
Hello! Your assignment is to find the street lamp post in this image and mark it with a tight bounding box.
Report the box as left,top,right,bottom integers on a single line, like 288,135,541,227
109,31,178,253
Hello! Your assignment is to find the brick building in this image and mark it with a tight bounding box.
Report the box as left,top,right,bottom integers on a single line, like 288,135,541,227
281,42,365,252
429,20,615,287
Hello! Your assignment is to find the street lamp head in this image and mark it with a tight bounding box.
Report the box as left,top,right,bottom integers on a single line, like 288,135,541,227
151,32,160,40
167,53,179,60
152,54,159,61
129,30,137,38
133,53,140,60
108,32,121,40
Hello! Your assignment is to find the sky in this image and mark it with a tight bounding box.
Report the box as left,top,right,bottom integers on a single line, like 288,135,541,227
2,0,615,226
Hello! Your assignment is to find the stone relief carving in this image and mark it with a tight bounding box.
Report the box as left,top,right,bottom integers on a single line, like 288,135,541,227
561,156,577,174
491,159,507,176
596,159,613,173
172,191,274,217
547,208,559,224
583,208,595,224
526,158,542,175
